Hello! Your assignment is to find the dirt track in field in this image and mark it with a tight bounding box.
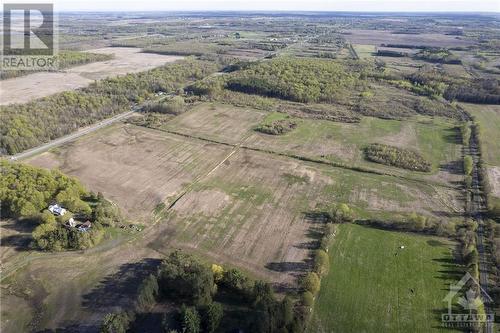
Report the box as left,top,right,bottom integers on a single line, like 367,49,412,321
0,47,183,105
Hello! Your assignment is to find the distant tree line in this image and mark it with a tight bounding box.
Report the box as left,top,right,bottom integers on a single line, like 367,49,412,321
376,49,408,57
0,58,221,155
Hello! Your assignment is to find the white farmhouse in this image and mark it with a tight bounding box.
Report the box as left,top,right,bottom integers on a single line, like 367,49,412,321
48,204,67,216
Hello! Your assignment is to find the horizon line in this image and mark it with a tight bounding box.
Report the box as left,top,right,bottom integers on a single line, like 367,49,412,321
48,9,500,14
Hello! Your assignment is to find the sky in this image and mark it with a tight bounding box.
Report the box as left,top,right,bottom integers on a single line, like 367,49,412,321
50,0,499,12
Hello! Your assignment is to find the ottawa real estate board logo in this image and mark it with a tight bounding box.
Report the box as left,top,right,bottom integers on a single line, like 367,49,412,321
442,272,494,329
1,2,58,71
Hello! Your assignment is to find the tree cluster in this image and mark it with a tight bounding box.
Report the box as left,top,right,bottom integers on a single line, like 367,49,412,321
142,96,187,115
255,118,297,135
1,161,121,251
363,143,432,172
407,67,500,104
414,48,462,64
101,250,305,333
0,160,88,218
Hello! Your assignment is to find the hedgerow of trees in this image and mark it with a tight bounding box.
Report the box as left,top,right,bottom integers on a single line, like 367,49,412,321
0,58,221,154
363,143,432,172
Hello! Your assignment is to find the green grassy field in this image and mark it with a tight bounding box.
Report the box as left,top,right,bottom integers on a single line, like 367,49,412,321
463,103,500,166
249,113,460,173
165,103,461,176
309,224,463,333
352,44,376,58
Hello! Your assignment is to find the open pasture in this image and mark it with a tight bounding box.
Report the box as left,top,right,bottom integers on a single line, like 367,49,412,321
161,103,463,184
309,223,462,333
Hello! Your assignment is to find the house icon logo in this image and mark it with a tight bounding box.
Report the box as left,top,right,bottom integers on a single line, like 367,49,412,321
442,272,494,328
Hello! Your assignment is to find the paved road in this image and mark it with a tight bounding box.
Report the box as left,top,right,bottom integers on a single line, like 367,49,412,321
9,109,138,161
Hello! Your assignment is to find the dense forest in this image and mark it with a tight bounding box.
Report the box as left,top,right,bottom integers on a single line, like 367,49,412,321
0,51,114,80
0,58,221,154
363,143,432,172
225,57,359,103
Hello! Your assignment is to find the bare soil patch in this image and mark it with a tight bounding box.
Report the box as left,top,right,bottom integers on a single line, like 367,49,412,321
0,47,183,105
172,190,232,216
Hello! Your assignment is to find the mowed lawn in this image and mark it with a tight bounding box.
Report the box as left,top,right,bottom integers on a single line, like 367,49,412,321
309,224,462,333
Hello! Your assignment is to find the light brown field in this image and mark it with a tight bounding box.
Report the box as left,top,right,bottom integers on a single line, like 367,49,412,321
0,47,183,105
163,103,267,144
26,124,233,222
